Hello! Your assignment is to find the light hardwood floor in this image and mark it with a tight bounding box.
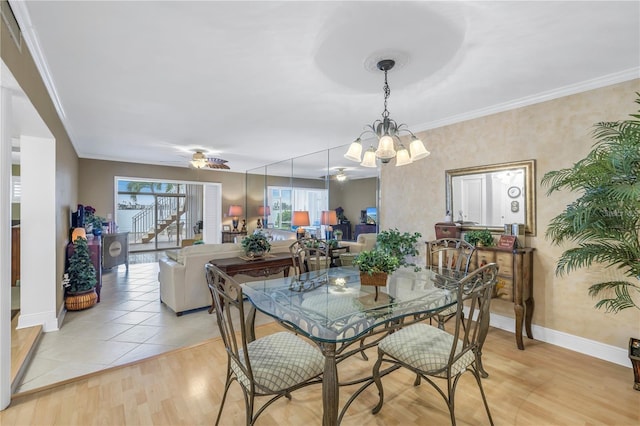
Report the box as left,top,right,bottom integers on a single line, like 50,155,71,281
2,323,639,425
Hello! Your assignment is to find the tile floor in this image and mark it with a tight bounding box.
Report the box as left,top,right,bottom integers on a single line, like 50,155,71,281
16,252,274,393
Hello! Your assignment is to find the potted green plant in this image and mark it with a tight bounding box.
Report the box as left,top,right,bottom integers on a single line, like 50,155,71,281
241,233,272,258
542,94,640,390
65,236,98,310
83,205,106,236
464,229,495,247
353,248,401,288
375,228,422,271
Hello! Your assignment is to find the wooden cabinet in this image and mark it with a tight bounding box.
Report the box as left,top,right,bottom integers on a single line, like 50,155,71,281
67,237,103,302
469,247,534,350
333,222,352,241
102,232,129,270
221,231,247,243
354,224,377,240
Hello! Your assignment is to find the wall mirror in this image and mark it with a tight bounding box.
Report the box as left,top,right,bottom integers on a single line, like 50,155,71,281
445,159,536,235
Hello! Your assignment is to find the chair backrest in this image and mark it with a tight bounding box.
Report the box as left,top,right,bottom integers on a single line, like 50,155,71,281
289,238,330,274
426,238,476,273
449,263,498,368
205,263,255,390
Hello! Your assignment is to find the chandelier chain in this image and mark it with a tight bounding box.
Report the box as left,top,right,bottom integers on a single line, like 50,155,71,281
382,69,391,119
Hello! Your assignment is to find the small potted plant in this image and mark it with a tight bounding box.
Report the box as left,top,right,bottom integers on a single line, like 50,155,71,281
464,229,495,247
353,249,400,300
65,236,98,310
241,233,271,259
83,205,106,236
375,228,422,271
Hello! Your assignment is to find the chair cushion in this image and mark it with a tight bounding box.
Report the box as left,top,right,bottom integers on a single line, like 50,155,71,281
233,332,324,392
378,323,474,377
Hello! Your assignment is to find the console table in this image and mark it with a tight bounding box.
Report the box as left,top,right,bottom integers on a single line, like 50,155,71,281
207,252,293,313
469,246,534,350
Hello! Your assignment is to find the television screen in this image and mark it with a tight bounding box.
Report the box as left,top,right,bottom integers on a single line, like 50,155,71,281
366,207,377,225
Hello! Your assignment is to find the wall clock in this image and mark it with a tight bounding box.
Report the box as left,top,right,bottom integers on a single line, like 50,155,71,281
508,186,521,198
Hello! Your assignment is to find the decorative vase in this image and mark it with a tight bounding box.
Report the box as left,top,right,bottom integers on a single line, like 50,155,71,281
65,288,97,311
92,228,102,237
246,249,265,259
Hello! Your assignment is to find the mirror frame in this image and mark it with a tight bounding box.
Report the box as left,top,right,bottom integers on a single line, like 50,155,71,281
445,159,536,235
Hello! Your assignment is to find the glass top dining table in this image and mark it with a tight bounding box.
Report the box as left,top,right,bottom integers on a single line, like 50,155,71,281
241,266,464,426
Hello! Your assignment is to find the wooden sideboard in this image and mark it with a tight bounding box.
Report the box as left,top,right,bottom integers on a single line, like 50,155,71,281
468,246,534,350
221,231,247,243
102,232,129,270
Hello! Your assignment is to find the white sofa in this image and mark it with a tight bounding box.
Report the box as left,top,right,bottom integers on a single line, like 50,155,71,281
340,233,378,253
158,234,295,315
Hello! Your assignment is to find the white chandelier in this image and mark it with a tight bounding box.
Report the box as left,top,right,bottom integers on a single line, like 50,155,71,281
344,59,430,167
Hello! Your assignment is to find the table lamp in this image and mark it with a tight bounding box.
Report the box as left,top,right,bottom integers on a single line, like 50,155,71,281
320,210,338,240
292,211,310,239
228,205,243,231
257,205,271,229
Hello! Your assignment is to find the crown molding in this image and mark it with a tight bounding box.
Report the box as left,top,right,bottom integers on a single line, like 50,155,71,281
414,67,640,133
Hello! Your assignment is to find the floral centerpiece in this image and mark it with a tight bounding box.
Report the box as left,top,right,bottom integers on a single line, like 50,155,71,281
241,232,272,258
83,205,106,236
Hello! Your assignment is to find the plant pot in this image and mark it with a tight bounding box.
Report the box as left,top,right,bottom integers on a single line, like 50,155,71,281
359,272,388,287
65,288,97,311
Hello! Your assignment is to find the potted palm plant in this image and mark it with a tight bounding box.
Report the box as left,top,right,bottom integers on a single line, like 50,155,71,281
65,236,98,310
542,94,640,390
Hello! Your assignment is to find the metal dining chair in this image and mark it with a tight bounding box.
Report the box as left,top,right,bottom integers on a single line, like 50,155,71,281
371,263,499,425
426,238,476,329
205,263,324,425
289,238,331,275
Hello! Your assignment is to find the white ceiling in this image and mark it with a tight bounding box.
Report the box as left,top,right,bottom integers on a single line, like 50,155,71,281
8,1,640,176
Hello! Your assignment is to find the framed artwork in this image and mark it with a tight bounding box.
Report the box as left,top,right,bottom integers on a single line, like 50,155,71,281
222,225,231,231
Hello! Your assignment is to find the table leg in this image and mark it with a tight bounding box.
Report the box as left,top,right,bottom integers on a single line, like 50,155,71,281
319,342,338,426
525,296,534,339
514,303,524,350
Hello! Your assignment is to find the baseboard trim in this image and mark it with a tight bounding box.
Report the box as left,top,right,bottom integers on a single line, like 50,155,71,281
488,312,630,368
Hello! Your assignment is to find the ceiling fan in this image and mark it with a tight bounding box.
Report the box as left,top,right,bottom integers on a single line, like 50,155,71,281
189,151,230,170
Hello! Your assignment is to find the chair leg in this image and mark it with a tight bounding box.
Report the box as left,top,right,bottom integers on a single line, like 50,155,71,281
371,352,385,414
215,374,233,426
472,369,494,426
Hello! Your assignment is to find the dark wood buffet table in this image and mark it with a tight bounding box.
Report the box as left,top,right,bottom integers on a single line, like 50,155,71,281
207,252,293,313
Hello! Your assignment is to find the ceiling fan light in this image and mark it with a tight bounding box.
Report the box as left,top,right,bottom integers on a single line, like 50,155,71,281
336,172,347,182
395,146,412,167
360,148,378,168
375,135,396,159
344,139,363,162
409,137,430,161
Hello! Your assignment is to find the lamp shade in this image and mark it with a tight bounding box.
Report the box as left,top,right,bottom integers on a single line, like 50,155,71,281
409,137,430,161
292,211,310,226
344,139,363,162
228,205,243,217
395,146,412,167
360,148,377,168
320,210,338,226
375,135,396,160
71,227,87,241
257,205,271,216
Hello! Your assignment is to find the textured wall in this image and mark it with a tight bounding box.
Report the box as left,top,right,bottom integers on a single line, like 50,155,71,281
381,79,640,349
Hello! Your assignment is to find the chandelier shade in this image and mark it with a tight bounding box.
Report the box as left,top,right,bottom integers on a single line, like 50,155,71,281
344,59,430,167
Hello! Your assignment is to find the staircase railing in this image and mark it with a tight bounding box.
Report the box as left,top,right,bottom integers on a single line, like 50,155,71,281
131,196,185,243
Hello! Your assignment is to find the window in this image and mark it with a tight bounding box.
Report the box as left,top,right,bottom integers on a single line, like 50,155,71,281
267,186,328,230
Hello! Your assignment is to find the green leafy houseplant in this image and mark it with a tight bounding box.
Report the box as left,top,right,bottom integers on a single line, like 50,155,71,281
375,228,422,271
464,229,495,247
542,95,640,313
66,237,97,294
241,233,272,257
352,249,401,275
